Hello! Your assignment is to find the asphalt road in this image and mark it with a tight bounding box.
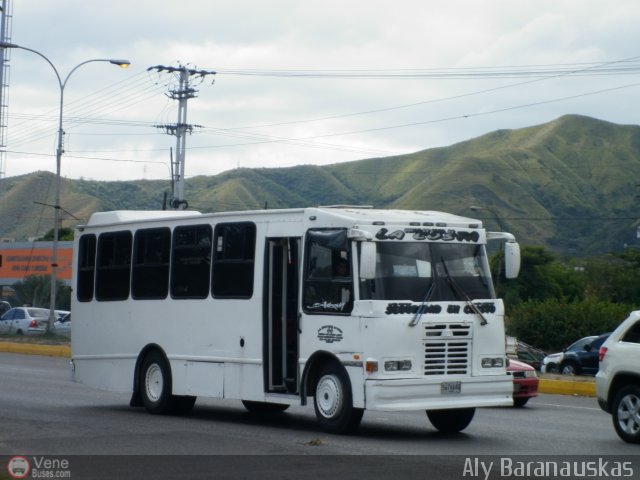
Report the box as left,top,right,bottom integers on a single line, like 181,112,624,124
1,352,638,479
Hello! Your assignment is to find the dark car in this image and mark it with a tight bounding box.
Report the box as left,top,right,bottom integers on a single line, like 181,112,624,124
559,333,610,376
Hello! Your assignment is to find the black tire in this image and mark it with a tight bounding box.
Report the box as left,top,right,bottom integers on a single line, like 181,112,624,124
560,361,579,375
546,363,558,374
139,350,195,415
427,408,475,433
242,400,290,414
15,329,23,335
513,397,529,408
612,385,640,443
314,363,363,434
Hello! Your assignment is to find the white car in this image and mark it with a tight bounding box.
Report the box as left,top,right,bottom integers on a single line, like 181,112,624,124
53,312,71,337
26,310,70,336
596,310,640,443
0,307,51,335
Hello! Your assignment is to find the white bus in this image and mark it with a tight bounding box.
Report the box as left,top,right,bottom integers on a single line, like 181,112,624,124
71,206,520,434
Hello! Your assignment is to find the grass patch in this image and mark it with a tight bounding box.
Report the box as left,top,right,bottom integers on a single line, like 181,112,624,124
0,333,70,345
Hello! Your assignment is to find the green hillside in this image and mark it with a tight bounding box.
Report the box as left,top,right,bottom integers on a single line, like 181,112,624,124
1,114,638,256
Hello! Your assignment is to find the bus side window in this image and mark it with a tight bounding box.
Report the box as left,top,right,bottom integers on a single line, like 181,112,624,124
77,234,97,302
303,243,353,314
171,225,212,299
212,222,256,298
95,231,132,301
132,227,171,300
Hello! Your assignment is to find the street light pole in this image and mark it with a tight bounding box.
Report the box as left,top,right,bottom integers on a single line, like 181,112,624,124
0,42,129,332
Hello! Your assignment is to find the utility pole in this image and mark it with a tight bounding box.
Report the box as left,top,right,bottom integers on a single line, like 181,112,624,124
148,64,215,210
0,0,12,202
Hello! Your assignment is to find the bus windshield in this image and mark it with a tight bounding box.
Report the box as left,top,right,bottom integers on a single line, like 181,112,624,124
359,242,495,302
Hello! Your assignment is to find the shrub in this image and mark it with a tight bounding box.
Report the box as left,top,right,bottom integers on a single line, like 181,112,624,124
507,298,633,352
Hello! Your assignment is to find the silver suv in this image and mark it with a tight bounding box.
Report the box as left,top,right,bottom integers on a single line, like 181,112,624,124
596,310,640,443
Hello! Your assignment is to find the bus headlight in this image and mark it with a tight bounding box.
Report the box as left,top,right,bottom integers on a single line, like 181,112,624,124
481,357,505,368
384,359,412,372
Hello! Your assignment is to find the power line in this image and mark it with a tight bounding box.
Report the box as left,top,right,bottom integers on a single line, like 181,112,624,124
208,58,640,79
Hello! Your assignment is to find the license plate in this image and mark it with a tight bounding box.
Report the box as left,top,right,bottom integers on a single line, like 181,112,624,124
441,381,462,395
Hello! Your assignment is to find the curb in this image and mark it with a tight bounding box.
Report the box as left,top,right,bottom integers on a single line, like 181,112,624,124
538,378,595,397
0,341,71,358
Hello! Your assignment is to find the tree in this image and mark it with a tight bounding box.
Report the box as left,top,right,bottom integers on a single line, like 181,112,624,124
12,275,71,310
496,246,584,304
39,227,74,241
584,250,640,304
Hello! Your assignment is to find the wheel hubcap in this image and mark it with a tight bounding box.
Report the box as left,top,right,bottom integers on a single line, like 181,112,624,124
316,374,342,419
617,393,640,435
145,363,163,402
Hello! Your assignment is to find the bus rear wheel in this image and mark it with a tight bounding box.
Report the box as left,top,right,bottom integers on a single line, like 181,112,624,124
140,350,195,415
313,363,363,434
427,408,475,433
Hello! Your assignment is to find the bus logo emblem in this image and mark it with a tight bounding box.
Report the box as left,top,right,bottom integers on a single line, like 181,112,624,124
317,325,343,343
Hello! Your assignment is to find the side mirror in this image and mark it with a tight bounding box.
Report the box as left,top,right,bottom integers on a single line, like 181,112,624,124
359,242,377,280
504,242,521,279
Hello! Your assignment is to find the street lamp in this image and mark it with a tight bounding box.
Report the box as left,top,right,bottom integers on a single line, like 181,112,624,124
0,41,130,332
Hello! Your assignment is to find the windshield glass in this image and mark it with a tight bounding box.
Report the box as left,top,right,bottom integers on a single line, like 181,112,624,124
359,242,495,302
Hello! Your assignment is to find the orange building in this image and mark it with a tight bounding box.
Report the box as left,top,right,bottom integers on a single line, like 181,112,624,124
0,241,73,286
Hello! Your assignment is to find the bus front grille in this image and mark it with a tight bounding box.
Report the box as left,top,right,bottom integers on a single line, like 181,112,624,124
423,340,470,375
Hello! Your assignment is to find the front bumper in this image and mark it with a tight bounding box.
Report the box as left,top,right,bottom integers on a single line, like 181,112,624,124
365,375,513,411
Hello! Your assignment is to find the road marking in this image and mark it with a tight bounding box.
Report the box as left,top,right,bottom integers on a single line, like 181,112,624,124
535,402,601,411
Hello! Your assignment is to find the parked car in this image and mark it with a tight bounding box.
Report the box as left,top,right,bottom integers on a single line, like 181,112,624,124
507,358,539,407
596,310,640,443
558,333,610,376
53,312,71,337
26,310,70,336
541,335,597,373
0,307,50,335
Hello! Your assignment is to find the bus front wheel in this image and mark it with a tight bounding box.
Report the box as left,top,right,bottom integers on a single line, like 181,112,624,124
427,408,475,433
313,363,363,434
140,350,195,415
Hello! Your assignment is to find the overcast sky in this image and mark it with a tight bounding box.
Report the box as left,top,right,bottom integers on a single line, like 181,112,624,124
3,0,640,182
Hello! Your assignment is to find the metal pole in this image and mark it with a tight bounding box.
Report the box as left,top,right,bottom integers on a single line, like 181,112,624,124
0,42,129,332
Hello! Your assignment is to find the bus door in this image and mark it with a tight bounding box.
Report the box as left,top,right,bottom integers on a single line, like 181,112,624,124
264,237,300,394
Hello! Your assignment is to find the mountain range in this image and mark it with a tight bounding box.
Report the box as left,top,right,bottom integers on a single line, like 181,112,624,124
1,114,638,257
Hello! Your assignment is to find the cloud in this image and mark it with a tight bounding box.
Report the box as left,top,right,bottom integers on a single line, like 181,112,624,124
4,0,640,181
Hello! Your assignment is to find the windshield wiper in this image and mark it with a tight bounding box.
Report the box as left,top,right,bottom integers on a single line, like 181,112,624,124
409,280,436,327
440,257,488,326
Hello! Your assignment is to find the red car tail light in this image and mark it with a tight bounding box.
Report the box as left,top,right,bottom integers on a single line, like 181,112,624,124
599,346,608,362
29,319,38,328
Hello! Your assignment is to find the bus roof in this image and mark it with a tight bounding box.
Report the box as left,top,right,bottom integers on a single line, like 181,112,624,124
83,207,483,229
87,210,202,226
